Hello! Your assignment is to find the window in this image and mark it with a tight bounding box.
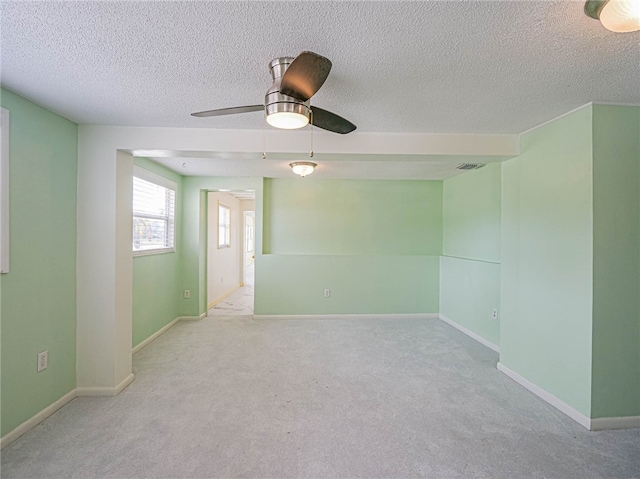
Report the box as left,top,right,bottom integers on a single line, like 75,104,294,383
218,203,230,248
132,167,176,255
245,213,254,253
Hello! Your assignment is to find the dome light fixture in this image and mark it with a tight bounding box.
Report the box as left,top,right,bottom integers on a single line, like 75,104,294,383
289,161,317,177
585,0,640,32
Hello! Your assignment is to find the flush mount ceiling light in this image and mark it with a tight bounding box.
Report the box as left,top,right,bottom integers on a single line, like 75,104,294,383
585,0,640,32
290,161,317,177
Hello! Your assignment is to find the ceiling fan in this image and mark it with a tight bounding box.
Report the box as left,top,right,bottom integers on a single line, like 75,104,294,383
191,51,356,135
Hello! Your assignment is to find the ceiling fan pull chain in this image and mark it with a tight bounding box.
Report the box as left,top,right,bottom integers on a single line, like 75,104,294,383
262,115,267,159
309,110,314,158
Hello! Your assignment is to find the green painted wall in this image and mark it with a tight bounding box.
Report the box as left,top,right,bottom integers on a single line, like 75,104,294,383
132,158,183,348
501,106,594,417
258,179,442,315
0,88,77,436
591,104,640,418
440,163,501,347
443,163,501,263
256,255,440,315
264,179,442,255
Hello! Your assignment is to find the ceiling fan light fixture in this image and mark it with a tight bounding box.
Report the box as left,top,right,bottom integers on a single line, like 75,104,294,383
265,100,310,130
585,0,640,32
266,110,309,129
290,161,317,177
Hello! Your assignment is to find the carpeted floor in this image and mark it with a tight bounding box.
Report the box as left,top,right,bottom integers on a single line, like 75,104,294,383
2,316,638,478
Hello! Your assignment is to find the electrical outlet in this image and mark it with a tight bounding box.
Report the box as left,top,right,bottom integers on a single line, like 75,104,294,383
324,289,331,298
37,351,48,372
492,308,498,320
184,289,190,299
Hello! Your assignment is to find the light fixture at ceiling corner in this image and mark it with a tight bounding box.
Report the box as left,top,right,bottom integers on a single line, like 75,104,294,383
290,161,317,177
585,0,640,32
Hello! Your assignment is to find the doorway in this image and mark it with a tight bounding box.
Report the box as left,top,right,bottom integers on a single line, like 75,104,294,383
206,190,255,316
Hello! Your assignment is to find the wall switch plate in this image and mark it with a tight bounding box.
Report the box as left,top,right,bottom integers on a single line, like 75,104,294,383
492,308,498,320
183,290,190,299
37,351,48,372
324,289,331,298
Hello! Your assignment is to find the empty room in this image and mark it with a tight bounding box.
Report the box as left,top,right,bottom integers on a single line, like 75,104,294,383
1,1,639,478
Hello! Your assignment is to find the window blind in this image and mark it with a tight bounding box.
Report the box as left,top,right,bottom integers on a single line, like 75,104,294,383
133,175,175,253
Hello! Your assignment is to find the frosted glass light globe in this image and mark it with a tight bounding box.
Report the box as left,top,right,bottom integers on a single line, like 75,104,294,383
266,111,309,129
599,0,640,32
289,162,317,177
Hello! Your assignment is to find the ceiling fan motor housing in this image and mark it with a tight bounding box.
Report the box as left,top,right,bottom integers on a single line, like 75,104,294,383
265,57,310,119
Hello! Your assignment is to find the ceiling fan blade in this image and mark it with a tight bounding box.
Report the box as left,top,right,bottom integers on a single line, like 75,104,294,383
310,107,356,134
280,51,332,102
191,105,263,117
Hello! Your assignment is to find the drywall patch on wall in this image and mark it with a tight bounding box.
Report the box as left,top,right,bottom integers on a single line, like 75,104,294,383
500,105,594,418
0,88,78,436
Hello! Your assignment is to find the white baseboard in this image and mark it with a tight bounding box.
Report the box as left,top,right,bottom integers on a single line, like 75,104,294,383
207,284,241,310
590,416,640,431
2,374,136,450
253,313,439,320
76,373,135,397
115,373,135,394
439,314,500,353
497,362,592,430
179,313,207,321
1,389,77,450
132,317,181,354
132,314,206,356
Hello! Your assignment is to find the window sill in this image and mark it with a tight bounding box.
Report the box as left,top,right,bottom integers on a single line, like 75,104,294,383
133,248,176,257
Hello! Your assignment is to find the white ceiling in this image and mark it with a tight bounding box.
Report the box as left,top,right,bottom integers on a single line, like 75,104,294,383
2,1,638,179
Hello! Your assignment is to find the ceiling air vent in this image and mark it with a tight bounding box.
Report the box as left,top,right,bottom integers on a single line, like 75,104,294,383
456,163,486,170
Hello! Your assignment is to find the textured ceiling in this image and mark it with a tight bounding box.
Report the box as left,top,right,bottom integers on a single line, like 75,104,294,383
2,1,639,135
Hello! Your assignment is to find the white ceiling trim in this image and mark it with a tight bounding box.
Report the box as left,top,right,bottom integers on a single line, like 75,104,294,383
105,127,519,157
78,124,519,180
114,126,518,179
